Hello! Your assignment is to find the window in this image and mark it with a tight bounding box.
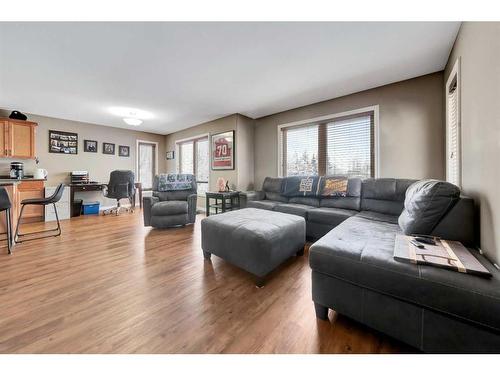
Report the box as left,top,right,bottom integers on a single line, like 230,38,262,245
177,136,209,195
446,59,461,187
280,109,375,178
137,141,157,190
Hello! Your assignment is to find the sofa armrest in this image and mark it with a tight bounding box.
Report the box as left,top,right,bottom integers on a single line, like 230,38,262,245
187,194,198,223
142,196,160,226
239,190,265,208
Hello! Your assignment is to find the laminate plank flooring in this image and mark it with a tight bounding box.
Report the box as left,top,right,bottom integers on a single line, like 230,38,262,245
0,212,415,353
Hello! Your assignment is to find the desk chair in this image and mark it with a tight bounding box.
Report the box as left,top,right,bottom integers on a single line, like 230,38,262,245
102,170,135,215
0,187,13,254
14,183,65,244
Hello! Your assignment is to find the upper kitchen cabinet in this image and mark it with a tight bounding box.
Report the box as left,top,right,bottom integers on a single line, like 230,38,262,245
0,118,37,159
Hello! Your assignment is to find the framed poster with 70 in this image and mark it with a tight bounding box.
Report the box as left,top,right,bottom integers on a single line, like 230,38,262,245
211,130,234,170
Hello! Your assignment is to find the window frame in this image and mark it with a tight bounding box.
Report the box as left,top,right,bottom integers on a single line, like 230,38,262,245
135,139,159,191
277,105,380,178
445,58,461,188
175,133,210,196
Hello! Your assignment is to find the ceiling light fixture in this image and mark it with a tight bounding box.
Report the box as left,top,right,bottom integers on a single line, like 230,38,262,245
108,106,154,120
123,118,143,126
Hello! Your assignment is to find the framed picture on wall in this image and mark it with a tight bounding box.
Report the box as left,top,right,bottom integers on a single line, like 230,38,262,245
166,150,175,160
103,142,115,155
83,140,98,153
118,145,130,157
211,130,234,170
49,130,78,154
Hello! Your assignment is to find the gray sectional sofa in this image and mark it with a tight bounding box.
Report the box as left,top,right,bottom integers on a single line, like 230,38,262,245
240,177,500,353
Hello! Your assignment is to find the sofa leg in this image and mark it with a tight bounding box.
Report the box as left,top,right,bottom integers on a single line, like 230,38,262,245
255,276,265,288
314,302,329,320
296,247,305,256
203,251,211,260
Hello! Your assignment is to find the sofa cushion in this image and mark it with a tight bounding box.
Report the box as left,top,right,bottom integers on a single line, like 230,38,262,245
262,177,284,193
398,179,460,235
274,203,314,218
308,207,357,226
282,176,321,197
289,197,320,207
151,200,188,216
356,210,400,224
265,191,288,202
309,216,500,332
320,177,361,211
247,200,281,211
361,178,416,215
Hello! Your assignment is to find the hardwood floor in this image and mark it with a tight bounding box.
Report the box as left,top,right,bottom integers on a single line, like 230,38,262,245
0,211,415,353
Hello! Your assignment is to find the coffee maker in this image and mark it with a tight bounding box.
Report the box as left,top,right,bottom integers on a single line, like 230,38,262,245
10,162,24,179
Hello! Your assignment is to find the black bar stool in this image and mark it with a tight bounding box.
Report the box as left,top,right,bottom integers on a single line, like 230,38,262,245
0,187,13,254
14,183,65,244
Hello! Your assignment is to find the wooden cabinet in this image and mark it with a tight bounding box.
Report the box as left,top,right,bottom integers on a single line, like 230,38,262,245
0,118,37,159
17,181,45,223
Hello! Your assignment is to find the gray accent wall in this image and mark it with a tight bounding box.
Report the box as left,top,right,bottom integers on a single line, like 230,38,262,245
164,113,255,209
254,72,445,188
445,22,500,264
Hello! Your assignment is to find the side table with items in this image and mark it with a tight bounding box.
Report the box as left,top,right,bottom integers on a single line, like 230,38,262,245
205,191,240,216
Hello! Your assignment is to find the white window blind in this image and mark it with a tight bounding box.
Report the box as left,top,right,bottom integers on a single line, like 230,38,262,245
138,142,156,190
447,80,460,186
179,142,193,174
195,138,209,195
326,114,373,178
280,111,375,178
282,124,319,176
177,136,209,195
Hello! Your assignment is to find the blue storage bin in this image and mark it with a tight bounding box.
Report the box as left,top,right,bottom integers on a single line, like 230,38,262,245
82,201,100,215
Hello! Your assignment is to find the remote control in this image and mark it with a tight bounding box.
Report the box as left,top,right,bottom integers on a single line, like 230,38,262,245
410,239,425,249
414,236,436,245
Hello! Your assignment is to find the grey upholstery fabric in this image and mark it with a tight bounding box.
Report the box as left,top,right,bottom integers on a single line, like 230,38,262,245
307,207,357,226
431,197,475,247
262,177,288,202
274,203,315,218
265,191,288,202
247,200,281,211
151,201,188,216
151,213,189,228
309,215,500,334
262,177,284,193
239,191,265,208
142,196,159,226
143,174,197,228
356,210,400,224
398,179,460,235
201,208,306,277
361,178,417,215
289,197,320,207
311,271,500,353
319,178,362,210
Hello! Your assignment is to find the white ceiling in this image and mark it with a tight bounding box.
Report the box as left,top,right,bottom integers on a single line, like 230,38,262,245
0,22,460,135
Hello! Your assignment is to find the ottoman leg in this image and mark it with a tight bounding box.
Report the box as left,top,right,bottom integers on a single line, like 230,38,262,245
203,251,211,260
296,247,305,256
314,302,329,320
255,276,266,288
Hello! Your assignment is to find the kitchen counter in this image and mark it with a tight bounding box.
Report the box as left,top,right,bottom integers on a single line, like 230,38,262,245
0,178,47,185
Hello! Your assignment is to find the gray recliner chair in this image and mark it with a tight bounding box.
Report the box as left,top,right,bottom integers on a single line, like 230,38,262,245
143,174,197,228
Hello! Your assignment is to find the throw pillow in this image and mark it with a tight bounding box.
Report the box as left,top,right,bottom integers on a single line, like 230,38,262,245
321,177,348,197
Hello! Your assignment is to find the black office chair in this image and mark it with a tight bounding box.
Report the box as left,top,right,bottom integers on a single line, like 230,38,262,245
102,170,135,215
14,183,65,244
0,187,13,254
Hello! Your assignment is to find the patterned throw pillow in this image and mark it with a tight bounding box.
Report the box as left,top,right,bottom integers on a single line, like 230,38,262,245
321,177,348,197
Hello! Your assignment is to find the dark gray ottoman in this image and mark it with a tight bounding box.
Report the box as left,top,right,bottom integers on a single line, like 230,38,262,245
201,208,306,287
